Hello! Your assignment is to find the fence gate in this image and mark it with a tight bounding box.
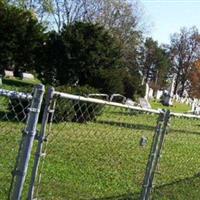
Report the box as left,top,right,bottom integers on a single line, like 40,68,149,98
28,88,171,200
152,113,200,199
0,85,44,200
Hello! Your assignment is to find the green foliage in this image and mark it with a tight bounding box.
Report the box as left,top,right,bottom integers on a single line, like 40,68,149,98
2,77,40,87
8,98,30,121
1,78,39,122
90,68,124,95
0,3,45,75
55,85,102,123
141,37,171,89
40,22,122,88
36,31,64,85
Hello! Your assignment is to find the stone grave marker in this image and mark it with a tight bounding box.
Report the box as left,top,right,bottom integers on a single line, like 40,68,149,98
139,98,151,109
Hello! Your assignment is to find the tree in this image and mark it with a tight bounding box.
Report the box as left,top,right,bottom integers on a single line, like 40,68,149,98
41,22,122,87
189,60,200,98
36,31,64,85
7,0,144,89
140,38,170,89
169,27,200,96
6,0,54,22
0,3,45,75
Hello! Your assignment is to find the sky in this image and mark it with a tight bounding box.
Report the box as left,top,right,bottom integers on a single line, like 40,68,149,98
140,0,200,44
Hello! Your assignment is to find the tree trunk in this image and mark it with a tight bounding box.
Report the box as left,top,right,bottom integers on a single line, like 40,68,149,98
179,80,186,97
173,74,179,95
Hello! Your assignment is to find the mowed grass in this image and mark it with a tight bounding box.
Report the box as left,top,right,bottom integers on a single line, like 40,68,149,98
0,121,25,198
150,100,191,113
1,106,200,199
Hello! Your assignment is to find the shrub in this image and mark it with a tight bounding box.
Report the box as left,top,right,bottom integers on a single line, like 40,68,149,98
55,85,103,123
8,98,30,122
6,85,34,122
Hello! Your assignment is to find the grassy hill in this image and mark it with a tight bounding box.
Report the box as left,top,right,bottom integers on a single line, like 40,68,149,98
1,77,41,92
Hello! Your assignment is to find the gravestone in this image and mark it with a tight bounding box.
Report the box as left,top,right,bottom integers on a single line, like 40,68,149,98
110,94,126,104
149,88,154,99
156,90,163,100
194,106,200,115
22,73,34,80
125,98,136,106
192,99,197,113
145,83,150,100
163,75,176,106
0,74,2,85
4,70,14,78
139,98,151,109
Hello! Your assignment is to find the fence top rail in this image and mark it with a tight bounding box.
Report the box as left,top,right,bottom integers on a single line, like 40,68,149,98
54,91,200,120
0,88,32,100
170,112,200,119
54,91,162,114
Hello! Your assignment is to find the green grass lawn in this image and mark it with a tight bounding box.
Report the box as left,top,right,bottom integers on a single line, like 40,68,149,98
1,77,41,92
150,100,191,113
1,104,200,199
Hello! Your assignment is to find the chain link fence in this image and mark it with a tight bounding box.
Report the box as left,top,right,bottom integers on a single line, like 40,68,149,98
0,85,44,200
2,86,200,199
152,113,200,199
29,90,169,200
0,89,32,199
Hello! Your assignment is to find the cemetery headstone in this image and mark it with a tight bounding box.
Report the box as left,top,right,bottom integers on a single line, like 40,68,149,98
156,90,163,101
148,88,154,99
110,94,126,104
163,75,176,106
0,74,2,85
192,99,197,113
145,83,150,100
4,70,14,78
22,73,34,80
194,106,200,115
139,98,151,109
125,98,136,106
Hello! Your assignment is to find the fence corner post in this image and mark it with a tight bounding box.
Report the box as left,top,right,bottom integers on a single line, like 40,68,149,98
10,84,45,200
28,87,55,200
140,109,171,200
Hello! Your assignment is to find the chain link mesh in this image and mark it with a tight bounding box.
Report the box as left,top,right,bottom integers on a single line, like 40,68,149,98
0,89,32,199
152,115,200,199
33,94,160,200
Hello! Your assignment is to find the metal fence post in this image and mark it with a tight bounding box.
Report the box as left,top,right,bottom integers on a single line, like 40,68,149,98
140,110,171,200
28,87,55,200
10,84,45,200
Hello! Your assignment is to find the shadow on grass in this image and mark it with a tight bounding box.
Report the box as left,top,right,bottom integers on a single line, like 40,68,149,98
170,128,200,136
92,192,139,200
107,110,150,116
152,172,200,199
91,173,200,200
96,120,155,132
96,120,200,137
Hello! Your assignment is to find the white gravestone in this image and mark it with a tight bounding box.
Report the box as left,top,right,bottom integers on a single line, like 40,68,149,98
168,75,176,106
4,70,14,78
148,88,154,99
145,83,149,100
163,75,176,106
0,74,2,85
22,73,34,80
139,98,151,109
192,99,197,113
156,90,163,101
